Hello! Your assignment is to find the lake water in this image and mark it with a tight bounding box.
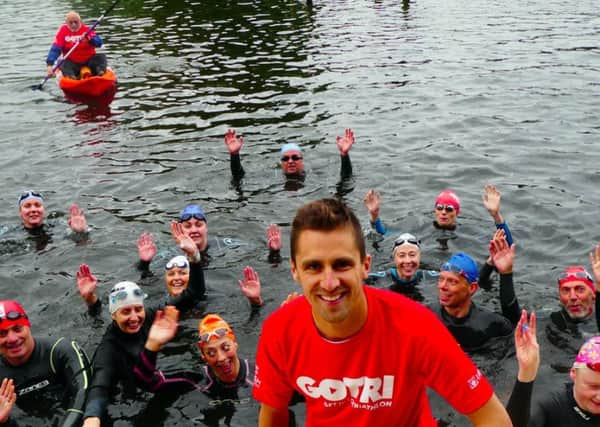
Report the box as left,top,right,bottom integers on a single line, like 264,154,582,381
1,0,599,425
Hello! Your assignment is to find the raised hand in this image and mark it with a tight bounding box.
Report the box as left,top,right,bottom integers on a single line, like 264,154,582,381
589,245,600,290
77,264,98,305
489,230,514,274
170,221,198,259
146,307,180,351
336,128,355,156
68,203,88,233
137,232,157,262
363,189,381,222
224,129,243,154
239,266,262,306
482,184,503,223
515,309,539,382
267,224,282,251
280,292,301,307
0,378,16,424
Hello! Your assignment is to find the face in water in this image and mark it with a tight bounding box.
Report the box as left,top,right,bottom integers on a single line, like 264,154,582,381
393,243,421,280
19,199,46,229
0,324,35,366
165,266,190,296
571,367,600,414
201,336,240,383
437,271,474,313
181,218,208,251
281,150,305,175
112,304,145,334
559,281,595,320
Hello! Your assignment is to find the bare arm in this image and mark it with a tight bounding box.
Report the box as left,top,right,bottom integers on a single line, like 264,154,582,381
466,394,512,426
258,403,289,427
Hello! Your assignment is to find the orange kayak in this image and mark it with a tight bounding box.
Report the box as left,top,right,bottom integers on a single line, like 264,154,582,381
57,68,117,97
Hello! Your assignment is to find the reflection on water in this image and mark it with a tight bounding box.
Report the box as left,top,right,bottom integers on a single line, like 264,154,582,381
1,0,600,425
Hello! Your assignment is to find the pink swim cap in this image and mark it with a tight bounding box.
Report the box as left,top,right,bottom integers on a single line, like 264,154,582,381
573,336,600,371
435,190,460,215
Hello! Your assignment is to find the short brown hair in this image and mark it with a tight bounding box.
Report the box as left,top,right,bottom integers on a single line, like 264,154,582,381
290,198,366,261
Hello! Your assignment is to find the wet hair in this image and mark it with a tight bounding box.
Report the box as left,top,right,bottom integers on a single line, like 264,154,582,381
290,198,366,261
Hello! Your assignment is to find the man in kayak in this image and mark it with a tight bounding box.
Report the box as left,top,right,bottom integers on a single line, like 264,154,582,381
46,11,107,79
253,198,512,426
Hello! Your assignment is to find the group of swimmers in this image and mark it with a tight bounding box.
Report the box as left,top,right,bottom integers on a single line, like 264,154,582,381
19,8,600,427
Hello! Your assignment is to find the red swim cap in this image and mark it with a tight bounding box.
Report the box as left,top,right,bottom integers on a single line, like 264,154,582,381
435,190,461,215
0,300,30,330
558,266,595,293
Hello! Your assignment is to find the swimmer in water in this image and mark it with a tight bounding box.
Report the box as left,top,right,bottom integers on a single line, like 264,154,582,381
223,127,355,184
17,190,88,233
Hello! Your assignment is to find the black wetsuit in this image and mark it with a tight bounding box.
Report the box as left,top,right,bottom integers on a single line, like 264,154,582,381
0,337,92,427
83,261,205,420
367,268,439,303
545,296,600,355
507,381,600,427
430,272,520,352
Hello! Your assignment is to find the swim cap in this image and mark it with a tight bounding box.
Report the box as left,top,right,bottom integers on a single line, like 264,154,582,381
393,233,420,251
435,190,460,215
17,190,44,208
280,143,302,157
165,255,189,271
179,204,207,223
441,252,478,284
0,300,30,329
558,266,595,293
109,281,146,314
198,314,235,348
573,336,600,371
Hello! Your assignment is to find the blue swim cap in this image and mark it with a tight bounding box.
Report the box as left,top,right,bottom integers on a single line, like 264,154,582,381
441,252,478,283
179,204,207,223
280,143,302,157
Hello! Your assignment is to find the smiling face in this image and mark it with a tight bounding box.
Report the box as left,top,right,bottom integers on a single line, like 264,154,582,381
19,199,46,229
560,281,596,320
111,304,145,334
165,267,190,296
433,204,457,228
571,367,600,414
180,218,208,251
281,149,305,175
437,271,475,316
393,245,421,280
200,337,240,383
291,225,371,340
0,325,35,366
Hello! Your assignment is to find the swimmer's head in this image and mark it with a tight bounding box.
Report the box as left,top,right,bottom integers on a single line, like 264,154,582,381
17,190,45,229
164,256,190,297
392,233,421,280
571,336,600,414
197,314,240,382
179,204,208,251
280,143,304,175
0,300,35,366
441,252,478,284
434,190,460,228
558,266,596,320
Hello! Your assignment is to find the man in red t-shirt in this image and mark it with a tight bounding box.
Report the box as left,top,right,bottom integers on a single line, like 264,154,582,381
46,11,107,78
253,198,512,426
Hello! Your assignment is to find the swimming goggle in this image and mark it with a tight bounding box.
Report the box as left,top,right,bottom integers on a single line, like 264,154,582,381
17,191,43,206
281,155,303,162
441,262,467,279
110,288,144,304
0,311,28,324
199,327,230,344
435,204,455,213
393,237,420,249
165,258,189,270
558,271,593,284
179,213,206,222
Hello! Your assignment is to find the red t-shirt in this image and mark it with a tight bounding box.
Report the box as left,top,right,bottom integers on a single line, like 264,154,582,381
253,286,493,426
52,24,97,64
